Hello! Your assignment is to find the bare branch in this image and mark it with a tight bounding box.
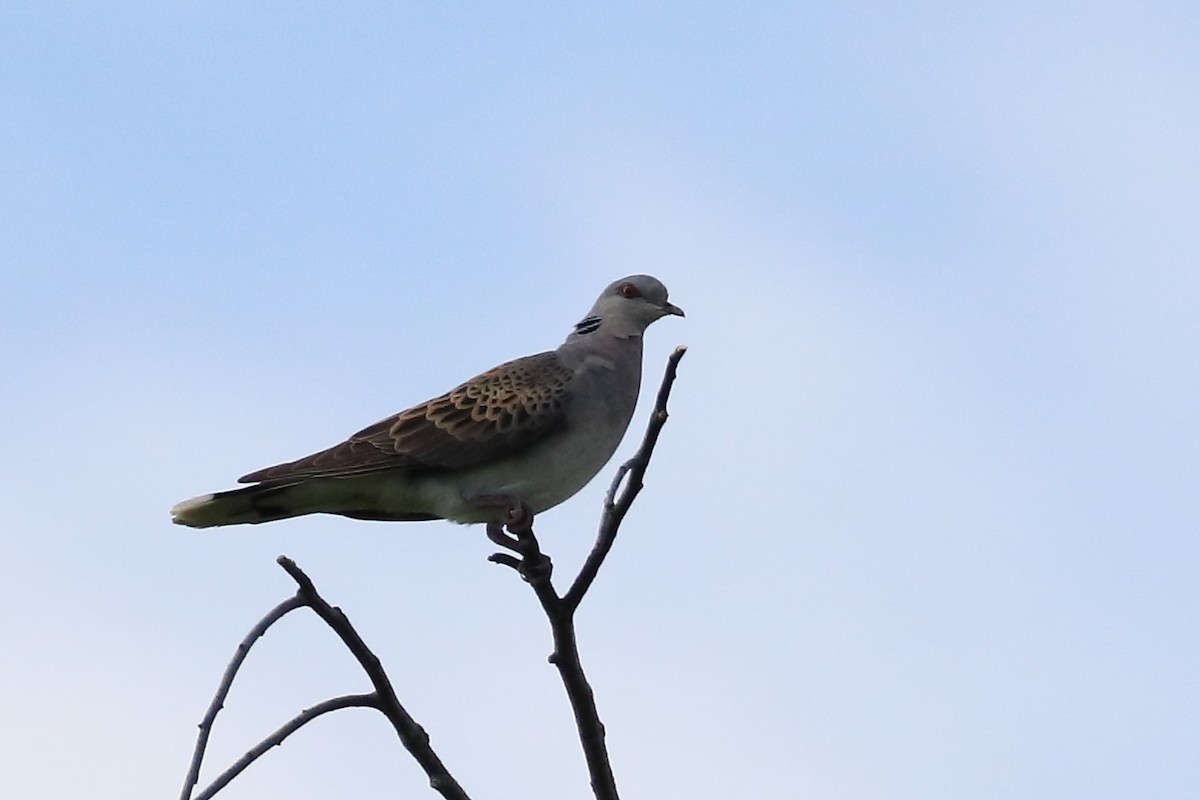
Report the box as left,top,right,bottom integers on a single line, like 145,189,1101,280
180,595,306,800
276,556,471,800
193,694,380,800
488,347,687,800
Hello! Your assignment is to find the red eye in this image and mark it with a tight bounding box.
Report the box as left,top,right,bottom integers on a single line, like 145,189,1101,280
619,283,641,299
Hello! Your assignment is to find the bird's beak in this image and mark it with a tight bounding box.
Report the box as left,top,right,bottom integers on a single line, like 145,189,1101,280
662,301,685,318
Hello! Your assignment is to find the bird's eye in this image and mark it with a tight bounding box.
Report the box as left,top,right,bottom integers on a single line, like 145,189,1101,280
619,283,641,299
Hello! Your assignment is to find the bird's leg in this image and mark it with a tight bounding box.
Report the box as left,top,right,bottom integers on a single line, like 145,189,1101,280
477,493,525,552
482,498,551,583
507,500,551,583
504,500,533,535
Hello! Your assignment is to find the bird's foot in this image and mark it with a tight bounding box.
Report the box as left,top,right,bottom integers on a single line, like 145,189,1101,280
486,521,519,552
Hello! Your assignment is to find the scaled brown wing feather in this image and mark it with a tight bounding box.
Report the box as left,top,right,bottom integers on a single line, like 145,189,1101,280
238,352,574,484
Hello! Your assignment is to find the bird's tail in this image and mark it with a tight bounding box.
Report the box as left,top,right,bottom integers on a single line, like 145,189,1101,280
170,482,317,528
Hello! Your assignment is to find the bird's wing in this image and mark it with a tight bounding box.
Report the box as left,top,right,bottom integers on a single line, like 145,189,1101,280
238,352,574,484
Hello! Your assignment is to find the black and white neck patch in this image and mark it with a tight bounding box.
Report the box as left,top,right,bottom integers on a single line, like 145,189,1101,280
573,315,602,335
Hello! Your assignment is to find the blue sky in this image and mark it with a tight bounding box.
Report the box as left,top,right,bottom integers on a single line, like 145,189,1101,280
2,3,1198,798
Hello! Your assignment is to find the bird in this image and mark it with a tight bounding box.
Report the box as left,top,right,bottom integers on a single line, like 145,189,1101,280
171,275,683,529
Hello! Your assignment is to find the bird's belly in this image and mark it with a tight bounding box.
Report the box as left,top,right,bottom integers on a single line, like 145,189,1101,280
414,421,627,523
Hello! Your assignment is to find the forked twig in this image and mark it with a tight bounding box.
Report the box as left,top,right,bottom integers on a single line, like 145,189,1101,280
275,557,469,800
180,595,305,800
181,560,470,800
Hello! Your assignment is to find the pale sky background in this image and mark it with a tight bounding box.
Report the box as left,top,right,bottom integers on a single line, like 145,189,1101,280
2,3,1198,799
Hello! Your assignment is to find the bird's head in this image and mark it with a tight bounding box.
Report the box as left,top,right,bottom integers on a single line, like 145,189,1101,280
578,275,684,336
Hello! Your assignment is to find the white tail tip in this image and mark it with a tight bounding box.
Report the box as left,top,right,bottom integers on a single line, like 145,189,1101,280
170,494,219,528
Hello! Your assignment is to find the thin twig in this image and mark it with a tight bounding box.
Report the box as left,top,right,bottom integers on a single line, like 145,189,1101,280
180,595,306,800
193,694,380,800
565,344,687,611
276,556,471,800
